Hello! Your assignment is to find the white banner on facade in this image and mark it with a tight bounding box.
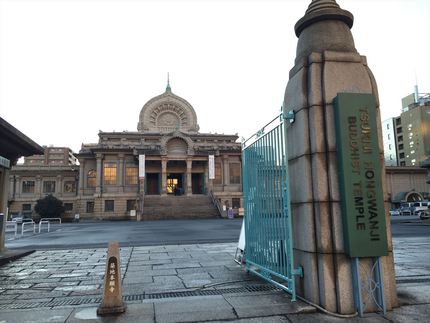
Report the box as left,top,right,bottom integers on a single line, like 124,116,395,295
208,155,215,179
139,155,145,179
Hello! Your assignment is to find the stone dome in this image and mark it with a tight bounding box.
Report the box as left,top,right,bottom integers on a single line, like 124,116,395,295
137,87,199,134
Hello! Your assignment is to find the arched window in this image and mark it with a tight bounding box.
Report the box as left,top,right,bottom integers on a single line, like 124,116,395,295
87,170,96,188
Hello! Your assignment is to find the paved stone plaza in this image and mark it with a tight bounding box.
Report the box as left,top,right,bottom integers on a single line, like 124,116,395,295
0,237,429,322
0,243,317,322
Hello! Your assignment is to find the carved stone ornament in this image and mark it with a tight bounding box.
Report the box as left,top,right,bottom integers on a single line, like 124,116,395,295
137,90,199,134
157,112,179,127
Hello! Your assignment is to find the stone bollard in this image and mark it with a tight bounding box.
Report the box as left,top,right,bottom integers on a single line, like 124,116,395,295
97,241,126,316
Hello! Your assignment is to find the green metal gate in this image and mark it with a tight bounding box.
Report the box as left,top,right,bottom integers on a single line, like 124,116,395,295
242,111,302,301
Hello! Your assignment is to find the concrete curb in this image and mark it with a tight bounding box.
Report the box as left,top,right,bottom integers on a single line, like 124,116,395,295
0,249,35,266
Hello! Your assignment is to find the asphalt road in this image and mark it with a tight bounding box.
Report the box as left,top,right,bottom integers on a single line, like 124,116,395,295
5,218,244,250
391,220,430,237
5,218,428,251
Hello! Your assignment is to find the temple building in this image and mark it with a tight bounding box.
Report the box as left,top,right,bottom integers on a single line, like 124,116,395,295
75,84,243,219
8,85,242,220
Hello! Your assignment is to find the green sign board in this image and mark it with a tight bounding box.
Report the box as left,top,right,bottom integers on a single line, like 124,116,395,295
334,93,388,258
0,155,11,169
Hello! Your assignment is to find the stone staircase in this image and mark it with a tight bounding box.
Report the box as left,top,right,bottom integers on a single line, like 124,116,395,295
142,195,220,220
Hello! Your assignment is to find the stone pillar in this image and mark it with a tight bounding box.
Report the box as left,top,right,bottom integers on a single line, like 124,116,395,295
204,162,210,194
0,169,8,215
8,175,15,200
95,153,103,196
284,0,397,314
222,155,229,190
161,157,167,196
186,158,192,196
35,175,42,198
0,168,8,251
56,175,63,197
118,154,124,193
15,175,21,198
138,177,145,195
79,160,85,194
138,177,145,221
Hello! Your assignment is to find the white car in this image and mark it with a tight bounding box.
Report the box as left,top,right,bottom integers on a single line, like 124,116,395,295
419,211,430,220
11,215,23,224
389,210,401,216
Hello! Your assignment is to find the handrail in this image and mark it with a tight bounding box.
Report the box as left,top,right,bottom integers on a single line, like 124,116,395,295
39,220,51,233
21,221,36,236
5,221,17,238
209,190,225,217
43,217,61,224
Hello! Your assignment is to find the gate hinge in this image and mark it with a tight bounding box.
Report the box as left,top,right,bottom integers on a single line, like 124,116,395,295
292,266,303,278
283,110,295,124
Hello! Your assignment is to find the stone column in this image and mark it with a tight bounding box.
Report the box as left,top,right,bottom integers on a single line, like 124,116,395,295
79,160,85,195
35,175,42,198
161,157,167,196
56,175,64,196
204,162,210,194
8,175,15,200
0,170,8,214
118,154,124,193
186,158,192,196
56,175,63,197
138,177,145,222
95,153,103,196
284,0,397,314
0,168,8,251
222,155,230,190
15,175,21,198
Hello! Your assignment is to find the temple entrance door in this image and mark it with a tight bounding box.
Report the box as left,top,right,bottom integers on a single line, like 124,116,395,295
192,173,205,194
167,173,184,195
146,173,160,195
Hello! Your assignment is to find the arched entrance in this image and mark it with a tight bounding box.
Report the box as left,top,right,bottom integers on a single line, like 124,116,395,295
405,191,424,202
164,138,188,195
166,160,186,195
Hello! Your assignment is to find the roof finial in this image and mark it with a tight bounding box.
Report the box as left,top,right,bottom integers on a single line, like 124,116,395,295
166,72,171,92
295,0,353,37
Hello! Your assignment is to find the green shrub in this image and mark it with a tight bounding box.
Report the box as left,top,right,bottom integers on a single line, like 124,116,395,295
34,194,65,219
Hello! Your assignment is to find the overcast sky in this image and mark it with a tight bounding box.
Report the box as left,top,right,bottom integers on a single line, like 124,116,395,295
1,0,429,153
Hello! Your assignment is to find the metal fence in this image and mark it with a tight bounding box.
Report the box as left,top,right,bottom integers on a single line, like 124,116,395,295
242,111,301,301
5,221,18,238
